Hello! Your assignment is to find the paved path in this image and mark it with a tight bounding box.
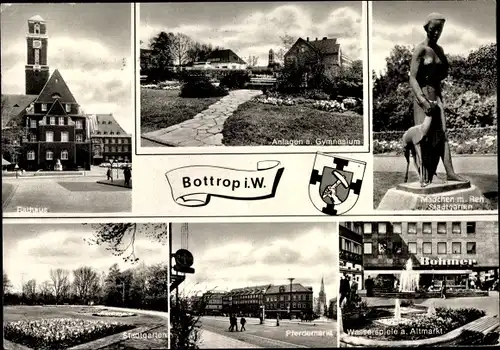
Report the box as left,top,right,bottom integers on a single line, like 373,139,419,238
375,155,497,175
200,329,262,348
142,89,262,147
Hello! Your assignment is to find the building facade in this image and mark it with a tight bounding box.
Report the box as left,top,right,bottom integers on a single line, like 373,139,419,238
264,283,313,318
316,277,327,315
2,15,92,170
222,285,269,317
203,291,225,315
89,114,131,165
349,221,499,291
339,223,364,290
204,49,247,70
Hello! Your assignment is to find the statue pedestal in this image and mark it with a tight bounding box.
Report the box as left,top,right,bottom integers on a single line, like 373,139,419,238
377,181,490,210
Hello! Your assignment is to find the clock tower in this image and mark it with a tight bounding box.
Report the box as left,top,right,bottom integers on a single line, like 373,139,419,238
25,15,49,95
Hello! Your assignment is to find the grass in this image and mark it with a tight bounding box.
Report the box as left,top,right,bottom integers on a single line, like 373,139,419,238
373,172,498,209
222,100,364,146
3,305,166,349
141,88,224,133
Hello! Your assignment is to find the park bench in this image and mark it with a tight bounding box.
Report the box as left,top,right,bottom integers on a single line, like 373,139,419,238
247,76,277,88
463,315,499,335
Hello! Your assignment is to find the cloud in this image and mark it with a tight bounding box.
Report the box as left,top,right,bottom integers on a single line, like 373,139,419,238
1,34,133,133
140,5,362,64
372,19,496,75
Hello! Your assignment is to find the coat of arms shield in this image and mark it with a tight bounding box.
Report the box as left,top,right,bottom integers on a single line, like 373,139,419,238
309,153,366,215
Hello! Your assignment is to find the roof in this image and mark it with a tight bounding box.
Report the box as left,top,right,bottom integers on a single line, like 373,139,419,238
266,283,313,294
36,69,77,104
228,284,271,295
206,49,246,65
286,37,340,57
1,94,37,128
88,114,128,136
29,15,45,22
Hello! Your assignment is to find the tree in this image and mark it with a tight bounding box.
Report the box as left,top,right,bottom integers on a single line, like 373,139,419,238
73,266,100,305
274,33,296,64
373,45,413,98
247,55,259,67
170,293,211,349
85,223,169,263
172,33,194,66
38,280,53,303
187,42,221,64
148,31,176,82
1,96,24,164
3,271,12,294
22,279,37,304
50,268,70,304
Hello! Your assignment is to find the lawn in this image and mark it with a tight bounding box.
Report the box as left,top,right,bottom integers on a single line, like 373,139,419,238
3,306,165,350
141,88,224,133
222,100,364,146
373,172,498,209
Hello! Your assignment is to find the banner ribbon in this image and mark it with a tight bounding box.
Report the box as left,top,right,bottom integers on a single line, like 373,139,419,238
165,160,284,207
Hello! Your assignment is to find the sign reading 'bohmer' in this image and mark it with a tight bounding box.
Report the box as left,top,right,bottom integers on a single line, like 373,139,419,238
165,161,284,207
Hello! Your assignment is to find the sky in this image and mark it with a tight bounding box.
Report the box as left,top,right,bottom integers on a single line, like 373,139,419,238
372,0,496,75
1,3,133,133
140,2,363,65
3,224,169,293
171,222,338,303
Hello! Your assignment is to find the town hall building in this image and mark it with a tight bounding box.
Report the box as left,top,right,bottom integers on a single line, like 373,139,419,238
1,15,130,171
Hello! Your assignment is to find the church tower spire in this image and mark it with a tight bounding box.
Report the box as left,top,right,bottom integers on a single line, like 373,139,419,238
25,14,50,95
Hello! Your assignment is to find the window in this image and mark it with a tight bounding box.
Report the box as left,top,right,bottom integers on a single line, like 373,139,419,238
408,242,417,254
45,131,54,142
29,134,37,142
423,222,432,234
111,138,116,144
46,150,53,160
437,222,447,234
408,222,417,234
61,132,69,142
104,146,109,152
118,139,122,144
363,242,372,254
104,132,108,135
452,242,461,254
49,117,55,125
65,104,71,113
437,242,447,254
117,146,122,152
379,223,387,234
422,242,432,254
124,138,129,144
30,119,37,128
61,150,68,160
364,223,372,234
117,132,121,135
34,23,40,34
76,120,83,129
393,223,402,234
110,132,114,135
466,222,476,234
466,242,476,254
123,146,129,152
27,150,35,160
58,117,65,125
452,222,461,234
76,134,83,142
42,103,47,112
111,147,116,152
105,139,109,144
34,49,40,65
393,242,402,255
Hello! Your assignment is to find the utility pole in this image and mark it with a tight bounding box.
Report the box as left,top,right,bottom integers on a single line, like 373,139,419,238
288,278,295,320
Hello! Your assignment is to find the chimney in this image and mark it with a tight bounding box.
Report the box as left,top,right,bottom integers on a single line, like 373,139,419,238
306,37,309,42
323,37,327,40
315,37,318,41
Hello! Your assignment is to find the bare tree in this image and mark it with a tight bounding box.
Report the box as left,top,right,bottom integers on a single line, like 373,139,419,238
274,33,296,64
23,279,37,302
247,55,259,67
73,266,100,304
3,271,12,294
50,268,70,304
172,33,194,66
38,280,53,301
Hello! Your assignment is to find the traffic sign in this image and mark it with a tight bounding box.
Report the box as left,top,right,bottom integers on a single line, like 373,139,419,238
174,249,194,268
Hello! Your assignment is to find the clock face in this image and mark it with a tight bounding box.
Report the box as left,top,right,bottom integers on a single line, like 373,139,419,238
33,40,42,49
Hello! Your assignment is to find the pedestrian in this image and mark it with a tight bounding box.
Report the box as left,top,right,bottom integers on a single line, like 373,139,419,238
240,317,246,331
441,280,447,299
339,274,350,306
366,277,374,297
234,315,239,332
106,168,113,181
228,315,234,332
123,166,131,186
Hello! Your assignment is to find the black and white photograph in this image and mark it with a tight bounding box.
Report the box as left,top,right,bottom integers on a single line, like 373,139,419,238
371,1,497,211
139,2,365,148
169,222,338,348
1,3,133,214
338,220,499,347
3,223,170,349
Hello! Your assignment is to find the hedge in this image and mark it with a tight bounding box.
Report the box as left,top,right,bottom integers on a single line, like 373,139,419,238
374,126,497,142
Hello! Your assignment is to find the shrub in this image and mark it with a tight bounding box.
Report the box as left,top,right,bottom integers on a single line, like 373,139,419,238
304,89,330,100
179,75,228,98
447,91,497,128
220,71,250,89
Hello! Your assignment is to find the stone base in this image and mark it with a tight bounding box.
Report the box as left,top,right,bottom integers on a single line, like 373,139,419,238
377,182,490,211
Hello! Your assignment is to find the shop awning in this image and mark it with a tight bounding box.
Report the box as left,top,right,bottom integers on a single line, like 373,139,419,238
2,158,11,165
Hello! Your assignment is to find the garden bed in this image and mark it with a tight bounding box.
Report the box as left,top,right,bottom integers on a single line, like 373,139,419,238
92,311,137,317
140,88,224,133
3,318,135,350
222,100,363,146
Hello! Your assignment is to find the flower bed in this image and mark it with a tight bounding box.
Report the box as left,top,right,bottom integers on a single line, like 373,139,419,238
374,134,497,155
92,311,137,317
255,94,359,113
4,318,134,349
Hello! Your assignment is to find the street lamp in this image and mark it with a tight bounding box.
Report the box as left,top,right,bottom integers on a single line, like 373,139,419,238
288,278,294,320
